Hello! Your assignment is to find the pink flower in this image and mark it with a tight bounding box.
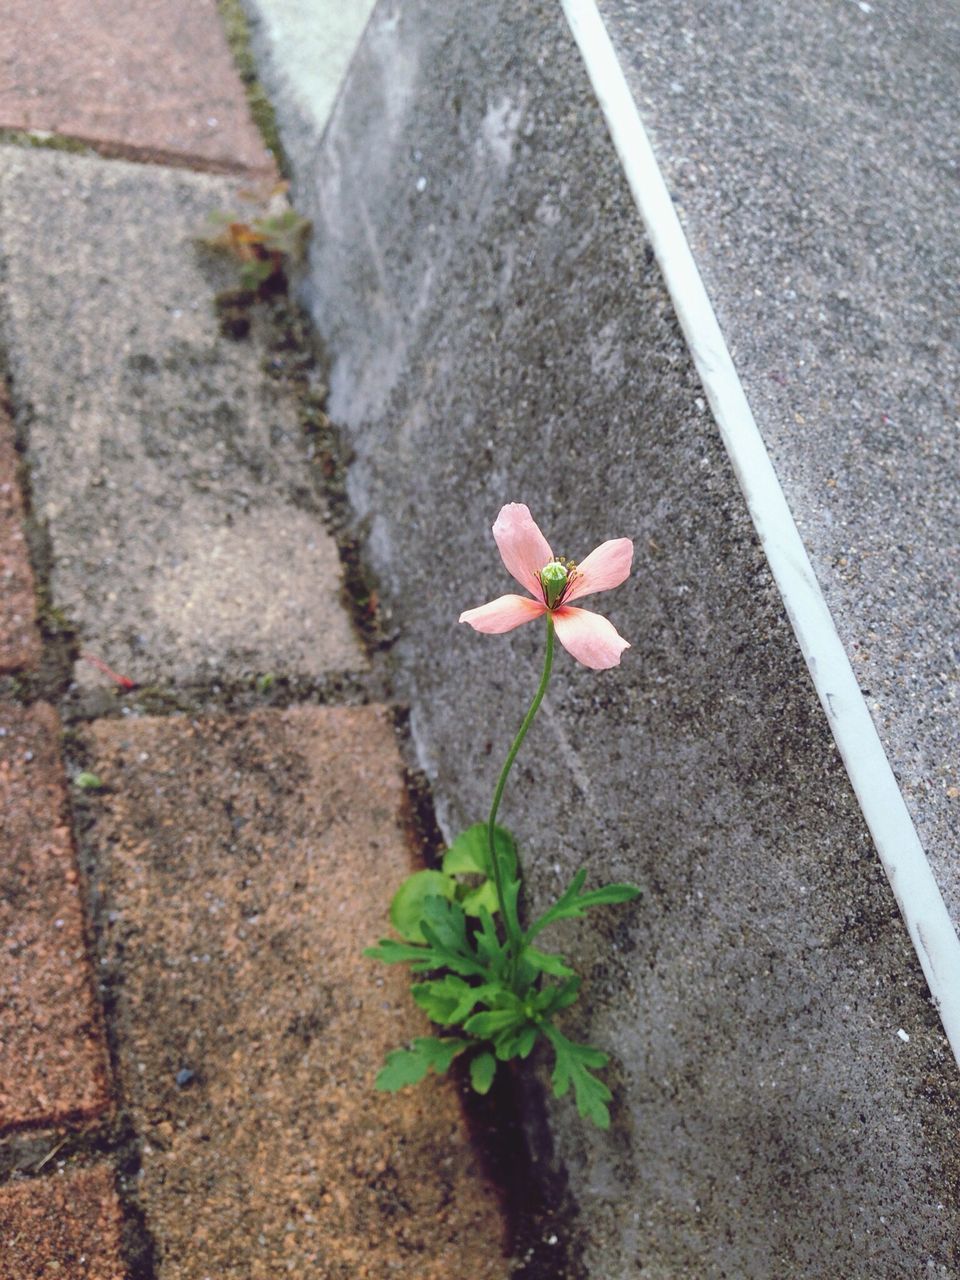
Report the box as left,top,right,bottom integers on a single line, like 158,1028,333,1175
459,504,633,670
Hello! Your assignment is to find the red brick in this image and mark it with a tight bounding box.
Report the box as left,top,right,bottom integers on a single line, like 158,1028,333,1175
0,1164,126,1280
84,706,508,1280
0,400,41,674
0,0,274,174
0,703,111,1131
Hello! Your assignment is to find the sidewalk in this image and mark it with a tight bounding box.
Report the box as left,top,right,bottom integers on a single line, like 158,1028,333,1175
0,4,511,1276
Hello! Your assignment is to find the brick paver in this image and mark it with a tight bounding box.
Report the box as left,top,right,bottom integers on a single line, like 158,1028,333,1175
84,705,508,1280
0,1164,126,1279
0,703,111,1130
0,0,273,173
0,398,40,674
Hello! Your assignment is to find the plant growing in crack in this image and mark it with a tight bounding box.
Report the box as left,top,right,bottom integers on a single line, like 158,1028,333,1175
197,182,311,336
367,503,640,1128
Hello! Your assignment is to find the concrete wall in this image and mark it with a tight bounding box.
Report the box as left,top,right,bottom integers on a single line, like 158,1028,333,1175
244,1,960,1274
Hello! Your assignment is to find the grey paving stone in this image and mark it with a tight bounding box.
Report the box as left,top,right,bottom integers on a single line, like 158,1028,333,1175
0,145,363,689
248,0,960,1274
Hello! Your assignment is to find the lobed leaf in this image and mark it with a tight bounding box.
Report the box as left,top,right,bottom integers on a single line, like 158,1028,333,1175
525,871,641,944
493,1023,539,1062
473,907,508,975
542,1024,613,1129
412,976,505,1026
463,1006,525,1038
375,1036,469,1091
532,976,582,1018
522,945,576,979
364,938,435,968
460,879,499,919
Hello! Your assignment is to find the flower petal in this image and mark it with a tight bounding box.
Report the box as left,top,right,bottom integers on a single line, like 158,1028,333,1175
459,594,547,634
565,538,633,602
552,606,630,669
492,503,553,600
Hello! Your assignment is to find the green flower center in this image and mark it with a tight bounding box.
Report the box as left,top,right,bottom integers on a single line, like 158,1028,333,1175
540,560,570,608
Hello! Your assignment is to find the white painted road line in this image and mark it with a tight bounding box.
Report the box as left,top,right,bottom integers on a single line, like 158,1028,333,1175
561,0,960,1067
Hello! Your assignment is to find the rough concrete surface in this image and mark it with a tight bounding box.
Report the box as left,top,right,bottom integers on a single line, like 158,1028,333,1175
247,0,960,1273
0,1164,125,1279
80,705,508,1280
0,0,273,172
0,396,40,673
241,0,378,144
0,145,364,692
0,702,111,1131
597,0,960,925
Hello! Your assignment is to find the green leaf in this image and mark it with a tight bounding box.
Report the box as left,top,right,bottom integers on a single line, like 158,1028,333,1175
460,879,499,918
411,976,467,1023
532,976,582,1017
375,1036,469,1091
442,824,491,877
390,870,456,942
494,1023,539,1061
364,938,433,968
420,896,471,955
525,871,641,944
463,1007,525,1038
469,1052,497,1095
502,874,522,943
418,899,489,979
542,1025,612,1129
473,908,508,975
522,945,575,978
73,771,103,791
412,977,505,1026
238,257,275,290
442,823,516,879
251,209,311,258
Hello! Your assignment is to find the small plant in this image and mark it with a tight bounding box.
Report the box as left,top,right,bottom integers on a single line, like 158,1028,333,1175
367,503,640,1128
198,183,310,335
73,771,103,791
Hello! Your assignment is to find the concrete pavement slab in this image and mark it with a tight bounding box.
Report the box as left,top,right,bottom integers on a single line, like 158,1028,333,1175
0,703,111,1132
593,0,960,925
0,1164,125,1280
0,145,364,691
81,705,508,1280
0,397,40,674
0,0,273,173
241,0,378,142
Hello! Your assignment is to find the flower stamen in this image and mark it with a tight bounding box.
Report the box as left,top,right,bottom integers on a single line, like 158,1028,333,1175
539,557,581,609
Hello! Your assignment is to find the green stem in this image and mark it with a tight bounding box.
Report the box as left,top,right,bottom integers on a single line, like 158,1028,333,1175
487,615,555,968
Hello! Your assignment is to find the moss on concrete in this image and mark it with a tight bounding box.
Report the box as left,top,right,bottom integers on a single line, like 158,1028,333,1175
0,129,94,157
216,0,288,174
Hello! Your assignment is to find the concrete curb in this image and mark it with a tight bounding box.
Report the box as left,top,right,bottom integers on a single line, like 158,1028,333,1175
561,0,960,1070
